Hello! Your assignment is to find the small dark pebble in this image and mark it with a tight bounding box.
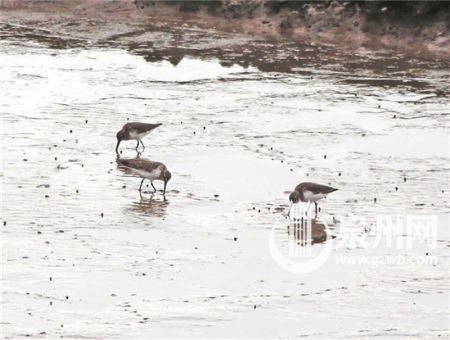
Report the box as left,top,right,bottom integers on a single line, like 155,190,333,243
395,187,398,191
50,277,52,281
404,177,407,182
258,210,261,213
82,164,84,167
338,172,341,176
374,198,377,203
203,126,206,130
253,207,255,210
214,194,219,198
270,147,273,150
324,155,327,159
354,93,357,96
66,296,69,300
50,301,52,305
193,131,196,135
3,221,6,226
393,115,396,118
85,120,88,123
101,213,104,218
54,157,57,161
234,237,238,241
37,231,42,234
281,160,283,163
70,130,72,133
361,133,366,137
181,122,183,124
76,190,79,194
45,195,49,198
290,169,293,171
442,190,445,193
426,253,428,256
378,104,381,108
122,185,126,189
23,159,28,162
127,118,129,120
254,305,256,309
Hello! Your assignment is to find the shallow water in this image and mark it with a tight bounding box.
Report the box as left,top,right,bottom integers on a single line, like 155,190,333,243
1,23,449,338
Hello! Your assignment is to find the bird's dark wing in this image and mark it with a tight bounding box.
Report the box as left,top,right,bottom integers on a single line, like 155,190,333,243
127,122,162,133
118,158,160,172
296,182,338,194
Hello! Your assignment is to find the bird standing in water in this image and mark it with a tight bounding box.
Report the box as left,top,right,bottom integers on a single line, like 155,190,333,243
116,122,162,153
288,182,338,217
117,158,171,196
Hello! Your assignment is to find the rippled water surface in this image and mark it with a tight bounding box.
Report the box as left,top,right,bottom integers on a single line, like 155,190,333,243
1,23,449,338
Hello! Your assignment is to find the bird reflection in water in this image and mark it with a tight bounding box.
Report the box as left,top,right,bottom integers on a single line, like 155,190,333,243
287,218,330,246
126,194,168,218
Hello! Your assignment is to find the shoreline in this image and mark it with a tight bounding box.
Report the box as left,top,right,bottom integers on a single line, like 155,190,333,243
1,0,449,60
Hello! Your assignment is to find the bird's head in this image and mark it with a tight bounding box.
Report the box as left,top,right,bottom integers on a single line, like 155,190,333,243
116,130,125,141
289,190,300,204
115,130,125,153
164,170,172,184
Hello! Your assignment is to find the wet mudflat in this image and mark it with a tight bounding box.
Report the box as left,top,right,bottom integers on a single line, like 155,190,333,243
1,22,449,338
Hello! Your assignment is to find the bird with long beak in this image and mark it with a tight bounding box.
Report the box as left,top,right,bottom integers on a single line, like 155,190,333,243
288,182,338,217
116,122,162,153
117,158,171,196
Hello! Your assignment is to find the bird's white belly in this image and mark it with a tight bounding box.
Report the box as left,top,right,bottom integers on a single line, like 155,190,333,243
303,190,327,202
129,167,162,181
129,131,151,140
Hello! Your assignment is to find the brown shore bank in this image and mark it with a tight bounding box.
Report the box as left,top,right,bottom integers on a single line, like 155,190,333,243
1,0,449,59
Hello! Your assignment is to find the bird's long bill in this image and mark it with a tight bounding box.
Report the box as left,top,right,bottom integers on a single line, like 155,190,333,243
163,180,167,196
115,140,121,153
287,201,293,218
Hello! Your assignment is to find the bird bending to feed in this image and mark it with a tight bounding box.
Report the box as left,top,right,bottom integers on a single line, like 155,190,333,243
288,182,338,217
116,122,162,153
117,158,171,196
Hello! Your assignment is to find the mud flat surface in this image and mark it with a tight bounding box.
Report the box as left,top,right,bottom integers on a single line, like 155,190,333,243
1,1,450,339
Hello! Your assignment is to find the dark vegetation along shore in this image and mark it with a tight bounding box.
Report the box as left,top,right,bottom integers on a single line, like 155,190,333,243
1,0,449,59
136,0,450,56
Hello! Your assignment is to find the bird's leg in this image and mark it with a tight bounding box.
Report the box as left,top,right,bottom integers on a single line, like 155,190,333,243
151,181,156,193
139,178,145,192
314,202,318,215
135,140,140,151
305,201,311,216
140,140,145,151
